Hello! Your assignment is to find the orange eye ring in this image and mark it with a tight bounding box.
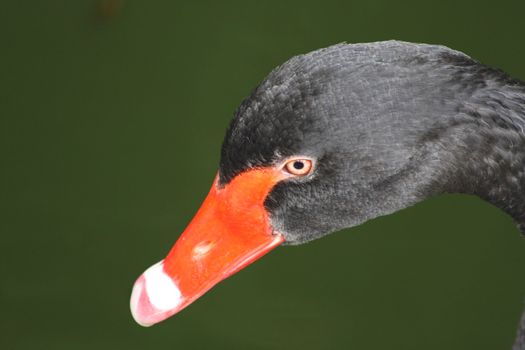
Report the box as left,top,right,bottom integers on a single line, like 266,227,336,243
283,158,314,176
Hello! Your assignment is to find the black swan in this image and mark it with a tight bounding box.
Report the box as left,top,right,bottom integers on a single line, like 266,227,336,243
129,41,525,349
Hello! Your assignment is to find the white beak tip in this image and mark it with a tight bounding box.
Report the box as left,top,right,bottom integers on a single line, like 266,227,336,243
130,260,182,327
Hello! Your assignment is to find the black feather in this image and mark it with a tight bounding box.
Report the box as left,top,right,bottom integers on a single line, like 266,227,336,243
218,41,525,349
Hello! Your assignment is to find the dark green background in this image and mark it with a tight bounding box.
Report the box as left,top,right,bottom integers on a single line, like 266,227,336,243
2,1,525,349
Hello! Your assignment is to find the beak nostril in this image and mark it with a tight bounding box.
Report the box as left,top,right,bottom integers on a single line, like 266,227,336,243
192,240,215,258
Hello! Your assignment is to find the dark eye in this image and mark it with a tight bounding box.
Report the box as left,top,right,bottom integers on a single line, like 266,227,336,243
283,159,313,176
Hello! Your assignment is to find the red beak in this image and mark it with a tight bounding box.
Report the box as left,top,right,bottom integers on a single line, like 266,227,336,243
130,168,286,326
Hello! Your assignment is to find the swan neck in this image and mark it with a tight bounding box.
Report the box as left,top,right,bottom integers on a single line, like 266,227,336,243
459,81,525,232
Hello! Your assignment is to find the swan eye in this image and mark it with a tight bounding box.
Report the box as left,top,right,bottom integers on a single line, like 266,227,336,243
283,158,313,176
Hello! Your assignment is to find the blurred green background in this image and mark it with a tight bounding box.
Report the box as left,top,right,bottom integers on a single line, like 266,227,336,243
2,1,525,349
